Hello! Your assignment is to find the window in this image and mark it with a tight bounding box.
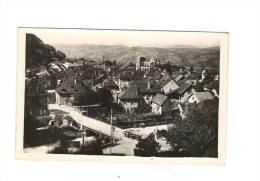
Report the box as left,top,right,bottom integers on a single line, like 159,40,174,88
43,109,46,116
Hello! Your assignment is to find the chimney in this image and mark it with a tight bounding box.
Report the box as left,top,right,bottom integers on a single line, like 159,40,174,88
193,101,197,108
147,80,151,89
91,76,94,88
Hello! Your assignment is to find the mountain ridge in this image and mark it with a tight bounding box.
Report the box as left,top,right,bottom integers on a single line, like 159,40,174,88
53,44,220,67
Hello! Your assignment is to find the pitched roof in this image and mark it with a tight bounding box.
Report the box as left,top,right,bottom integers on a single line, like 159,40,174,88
175,74,185,82
177,83,192,95
185,72,198,80
193,91,214,101
204,80,219,90
93,74,107,86
152,93,168,106
56,77,89,95
119,70,142,80
159,73,171,83
119,86,139,100
171,71,183,78
181,92,193,103
136,80,160,94
160,77,179,89
103,79,119,90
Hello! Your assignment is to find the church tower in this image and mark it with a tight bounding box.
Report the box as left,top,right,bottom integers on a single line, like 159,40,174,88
136,52,141,71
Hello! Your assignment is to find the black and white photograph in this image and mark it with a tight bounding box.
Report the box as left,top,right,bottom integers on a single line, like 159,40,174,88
16,28,228,163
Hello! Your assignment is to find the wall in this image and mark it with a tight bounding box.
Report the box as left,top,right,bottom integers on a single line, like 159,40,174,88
121,100,138,112
151,102,162,114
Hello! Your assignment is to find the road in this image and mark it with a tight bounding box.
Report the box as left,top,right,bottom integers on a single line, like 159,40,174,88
102,137,138,156
48,104,171,156
48,104,124,140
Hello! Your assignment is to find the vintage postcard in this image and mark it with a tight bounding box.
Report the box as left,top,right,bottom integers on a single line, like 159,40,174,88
16,28,228,164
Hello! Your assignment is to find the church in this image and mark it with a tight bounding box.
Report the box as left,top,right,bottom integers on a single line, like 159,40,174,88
135,52,160,71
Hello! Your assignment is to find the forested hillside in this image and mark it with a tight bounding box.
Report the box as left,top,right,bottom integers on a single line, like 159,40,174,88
26,33,66,68
54,44,220,67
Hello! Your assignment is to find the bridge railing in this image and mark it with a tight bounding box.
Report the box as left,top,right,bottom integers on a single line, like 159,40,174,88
49,104,124,140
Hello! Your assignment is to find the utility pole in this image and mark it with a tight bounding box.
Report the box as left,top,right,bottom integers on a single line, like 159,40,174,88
110,108,114,154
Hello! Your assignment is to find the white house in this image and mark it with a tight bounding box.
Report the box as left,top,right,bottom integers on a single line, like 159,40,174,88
118,86,139,113
151,94,172,115
187,91,214,104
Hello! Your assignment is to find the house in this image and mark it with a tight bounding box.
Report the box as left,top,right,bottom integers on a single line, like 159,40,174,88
176,83,192,98
151,94,172,115
182,72,199,85
143,67,160,78
102,79,120,103
177,102,195,119
118,86,139,113
136,79,161,104
55,77,99,106
171,70,183,79
204,79,219,97
25,77,49,117
178,98,218,119
92,74,108,91
160,78,180,94
200,69,208,82
69,61,84,67
161,68,169,76
187,91,214,104
118,70,142,91
166,82,192,100
158,72,171,85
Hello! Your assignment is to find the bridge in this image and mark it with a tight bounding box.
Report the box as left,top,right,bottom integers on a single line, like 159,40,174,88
48,104,124,141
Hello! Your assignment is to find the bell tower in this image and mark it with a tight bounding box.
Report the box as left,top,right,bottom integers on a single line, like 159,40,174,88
136,52,141,71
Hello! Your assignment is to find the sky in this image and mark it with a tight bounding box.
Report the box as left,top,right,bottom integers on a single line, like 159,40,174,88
24,28,221,48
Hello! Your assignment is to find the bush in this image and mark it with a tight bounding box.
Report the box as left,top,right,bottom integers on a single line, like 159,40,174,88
135,133,161,156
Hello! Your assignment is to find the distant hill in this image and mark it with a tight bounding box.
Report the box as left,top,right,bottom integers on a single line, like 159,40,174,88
26,33,66,68
54,44,220,67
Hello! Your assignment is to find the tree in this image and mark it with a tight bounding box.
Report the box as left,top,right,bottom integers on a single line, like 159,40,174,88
96,88,113,107
112,60,117,67
168,99,218,157
190,66,194,73
135,133,161,156
128,62,135,67
26,33,66,67
193,81,204,92
72,88,99,106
